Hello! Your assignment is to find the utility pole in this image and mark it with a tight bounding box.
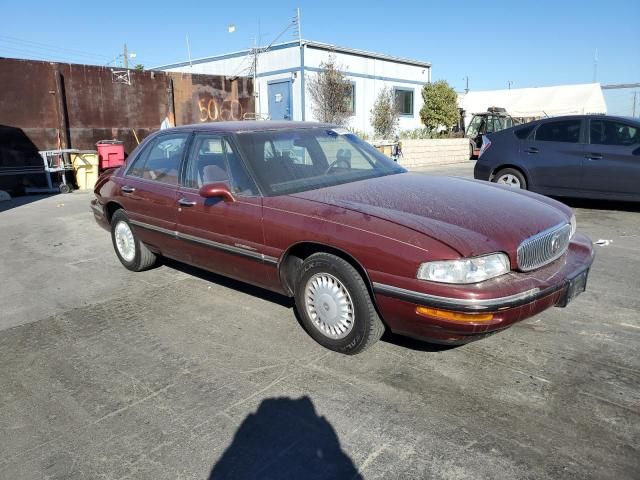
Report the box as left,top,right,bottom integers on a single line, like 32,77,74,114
464,76,469,94
296,7,302,43
124,43,128,69
634,91,637,118
508,80,513,90
186,35,193,68
252,38,259,117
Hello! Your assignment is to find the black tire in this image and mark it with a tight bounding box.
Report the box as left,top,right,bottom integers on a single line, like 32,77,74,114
59,183,72,194
469,142,475,160
294,253,384,355
492,167,527,189
110,209,157,272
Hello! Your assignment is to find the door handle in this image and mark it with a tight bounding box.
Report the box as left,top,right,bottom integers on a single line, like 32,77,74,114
178,198,197,207
525,147,538,154
585,153,603,160
121,186,135,193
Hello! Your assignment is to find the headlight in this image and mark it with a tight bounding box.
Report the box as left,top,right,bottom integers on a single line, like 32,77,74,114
417,253,510,284
570,214,576,238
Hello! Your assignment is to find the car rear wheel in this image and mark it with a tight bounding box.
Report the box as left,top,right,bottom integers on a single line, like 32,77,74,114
493,168,527,189
294,253,384,355
110,209,157,271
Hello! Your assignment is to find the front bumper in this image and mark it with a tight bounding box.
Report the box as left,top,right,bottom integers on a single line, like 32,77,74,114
91,198,110,231
373,233,595,344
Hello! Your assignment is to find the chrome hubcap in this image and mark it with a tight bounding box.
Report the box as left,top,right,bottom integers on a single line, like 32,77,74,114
114,221,136,262
497,174,521,188
304,273,354,339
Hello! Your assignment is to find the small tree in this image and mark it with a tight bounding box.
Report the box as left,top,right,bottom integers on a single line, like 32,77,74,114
307,55,352,126
419,80,459,131
134,64,145,71
370,87,399,139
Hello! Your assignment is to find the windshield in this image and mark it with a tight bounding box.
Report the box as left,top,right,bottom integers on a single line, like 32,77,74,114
234,128,406,196
467,114,514,137
466,115,485,137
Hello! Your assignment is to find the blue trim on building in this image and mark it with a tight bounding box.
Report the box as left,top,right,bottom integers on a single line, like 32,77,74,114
256,67,300,78
253,66,427,86
303,67,427,86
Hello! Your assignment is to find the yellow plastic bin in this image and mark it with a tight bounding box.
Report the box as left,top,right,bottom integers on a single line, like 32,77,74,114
71,151,99,190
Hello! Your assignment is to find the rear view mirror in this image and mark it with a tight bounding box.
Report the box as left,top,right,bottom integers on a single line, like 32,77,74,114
198,183,235,202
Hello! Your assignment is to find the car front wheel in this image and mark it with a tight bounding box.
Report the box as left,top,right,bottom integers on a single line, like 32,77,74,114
294,253,385,355
492,168,527,189
110,209,157,271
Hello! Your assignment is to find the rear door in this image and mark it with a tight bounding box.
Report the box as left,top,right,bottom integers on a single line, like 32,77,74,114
175,133,280,290
118,132,190,260
521,118,585,193
582,118,640,198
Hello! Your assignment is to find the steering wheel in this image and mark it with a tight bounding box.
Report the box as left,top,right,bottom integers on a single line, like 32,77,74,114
324,159,350,175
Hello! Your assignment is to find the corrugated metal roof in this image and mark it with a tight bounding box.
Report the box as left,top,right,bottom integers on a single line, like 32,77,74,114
152,39,431,70
302,40,431,68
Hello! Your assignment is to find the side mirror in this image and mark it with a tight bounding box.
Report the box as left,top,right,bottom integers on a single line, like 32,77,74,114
198,183,235,203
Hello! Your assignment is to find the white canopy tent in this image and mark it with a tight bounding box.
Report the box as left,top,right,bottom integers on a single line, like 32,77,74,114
458,83,607,126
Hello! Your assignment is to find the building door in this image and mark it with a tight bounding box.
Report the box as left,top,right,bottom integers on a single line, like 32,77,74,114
268,80,292,120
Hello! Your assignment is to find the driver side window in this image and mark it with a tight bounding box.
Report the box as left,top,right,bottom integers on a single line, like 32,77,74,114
184,135,258,195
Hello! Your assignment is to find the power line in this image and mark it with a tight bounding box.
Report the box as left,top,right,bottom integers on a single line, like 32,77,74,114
0,34,111,60
0,44,88,64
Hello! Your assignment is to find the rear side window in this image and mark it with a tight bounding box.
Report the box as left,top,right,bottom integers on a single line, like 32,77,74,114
590,120,640,146
128,133,189,185
535,120,581,143
514,125,534,139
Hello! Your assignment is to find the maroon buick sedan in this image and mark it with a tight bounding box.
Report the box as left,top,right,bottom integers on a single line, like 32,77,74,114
92,122,594,354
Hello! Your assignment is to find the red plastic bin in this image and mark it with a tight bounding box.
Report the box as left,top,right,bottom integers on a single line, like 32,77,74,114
96,140,125,170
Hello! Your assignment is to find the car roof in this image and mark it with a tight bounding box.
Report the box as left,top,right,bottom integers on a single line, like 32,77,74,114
167,120,336,134
525,114,640,125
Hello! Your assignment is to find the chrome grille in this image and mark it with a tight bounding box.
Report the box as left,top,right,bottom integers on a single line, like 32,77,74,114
517,223,571,271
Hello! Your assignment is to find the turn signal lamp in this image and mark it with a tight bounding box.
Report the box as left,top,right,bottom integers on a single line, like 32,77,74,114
416,306,494,323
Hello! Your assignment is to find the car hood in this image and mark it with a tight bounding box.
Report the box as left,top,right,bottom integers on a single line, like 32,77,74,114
290,173,569,259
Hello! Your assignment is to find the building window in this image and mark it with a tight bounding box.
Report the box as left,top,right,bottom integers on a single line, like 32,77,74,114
395,88,414,116
344,83,356,114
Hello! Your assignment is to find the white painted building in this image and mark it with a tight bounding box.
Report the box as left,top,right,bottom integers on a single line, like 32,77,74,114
156,40,431,134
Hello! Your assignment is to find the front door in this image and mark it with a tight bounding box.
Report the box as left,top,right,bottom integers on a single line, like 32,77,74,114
118,132,190,260
176,133,280,290
268,80,292,120
522,118,585,193
582,118,640,198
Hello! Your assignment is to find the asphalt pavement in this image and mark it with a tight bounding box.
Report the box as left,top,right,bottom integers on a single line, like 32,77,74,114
0,162,638,479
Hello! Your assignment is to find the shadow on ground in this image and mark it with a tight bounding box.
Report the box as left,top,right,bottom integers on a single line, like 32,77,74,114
163,259,461,353
380,331,460,352
162,258,294,308
209,396,362,480
0,193,58,213
555,197,640,213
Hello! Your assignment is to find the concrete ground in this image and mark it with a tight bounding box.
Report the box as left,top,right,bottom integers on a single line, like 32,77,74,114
0,163,638,479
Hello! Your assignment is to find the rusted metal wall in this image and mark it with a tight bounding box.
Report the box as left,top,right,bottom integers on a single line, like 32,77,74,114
0,57,254,156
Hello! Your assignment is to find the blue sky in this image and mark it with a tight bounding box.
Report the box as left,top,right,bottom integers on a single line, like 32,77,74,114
1,0,638,114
